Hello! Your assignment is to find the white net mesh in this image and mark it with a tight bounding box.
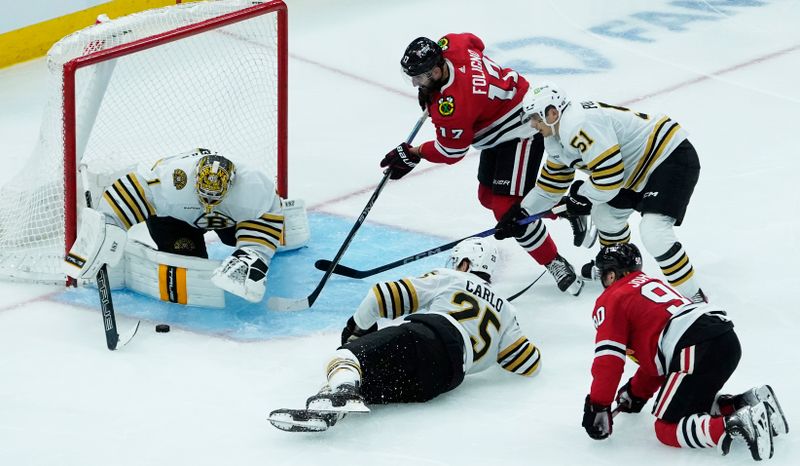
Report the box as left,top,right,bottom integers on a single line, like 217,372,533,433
0,0,284,283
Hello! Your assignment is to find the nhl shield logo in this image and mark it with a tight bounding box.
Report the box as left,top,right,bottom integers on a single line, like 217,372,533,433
438,96,455,116
173,169,187,190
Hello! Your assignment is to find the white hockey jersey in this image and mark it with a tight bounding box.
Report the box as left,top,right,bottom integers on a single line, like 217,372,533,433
352,268,541,377
521,101,688,214
98,148,284,261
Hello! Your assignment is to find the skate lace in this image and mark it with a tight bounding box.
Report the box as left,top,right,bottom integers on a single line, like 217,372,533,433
547,258,570,282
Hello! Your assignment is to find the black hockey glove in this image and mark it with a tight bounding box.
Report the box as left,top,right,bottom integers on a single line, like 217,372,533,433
494,204,530,240
417,87,433,111
340,316,378,346
557,180,592,217
615,380,647,413
582,395,613,440
380,142,420,180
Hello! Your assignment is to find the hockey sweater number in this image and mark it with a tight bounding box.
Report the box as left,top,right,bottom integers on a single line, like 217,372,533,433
449,292,501,362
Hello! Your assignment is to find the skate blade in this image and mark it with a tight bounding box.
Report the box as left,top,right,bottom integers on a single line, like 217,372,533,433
567,277,584,297
268,409,337,433
307,399,370,413
750,403,775,461
760,385,789,436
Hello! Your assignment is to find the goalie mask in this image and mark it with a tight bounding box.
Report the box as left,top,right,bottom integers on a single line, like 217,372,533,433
196,153,235,212
447,237,498,279
521,83,570,129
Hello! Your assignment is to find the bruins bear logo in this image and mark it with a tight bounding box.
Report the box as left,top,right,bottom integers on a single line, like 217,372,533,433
173,169,187,190
438,96,455,117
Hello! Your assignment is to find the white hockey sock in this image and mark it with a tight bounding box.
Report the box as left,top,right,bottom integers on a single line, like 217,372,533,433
325,349,362,390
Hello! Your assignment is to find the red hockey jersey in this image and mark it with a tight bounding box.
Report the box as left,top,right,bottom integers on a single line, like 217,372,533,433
418,33,533,164
588,272,728,406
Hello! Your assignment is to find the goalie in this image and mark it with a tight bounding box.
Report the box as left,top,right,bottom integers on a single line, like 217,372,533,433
63,148,310,305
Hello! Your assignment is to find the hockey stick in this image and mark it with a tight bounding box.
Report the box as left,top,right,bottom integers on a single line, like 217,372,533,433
267,111,429,312
506,269,547,302
314,212,549,279
79,168,140,350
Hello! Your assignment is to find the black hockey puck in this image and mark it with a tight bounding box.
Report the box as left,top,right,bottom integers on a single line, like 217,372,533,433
155,324,171,333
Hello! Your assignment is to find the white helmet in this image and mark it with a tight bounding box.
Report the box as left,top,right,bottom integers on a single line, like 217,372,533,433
521,83,570,127
447,237,498,278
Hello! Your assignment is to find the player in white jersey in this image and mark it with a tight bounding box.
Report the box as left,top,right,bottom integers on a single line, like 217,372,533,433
503,84,705,302
64,148,309,304
269,237,541,432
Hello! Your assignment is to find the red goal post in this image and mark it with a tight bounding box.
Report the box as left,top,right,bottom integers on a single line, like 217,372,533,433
0,0,288,284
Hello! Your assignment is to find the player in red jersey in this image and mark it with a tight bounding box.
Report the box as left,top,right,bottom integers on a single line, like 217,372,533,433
581,243,788,461
380,35,592,296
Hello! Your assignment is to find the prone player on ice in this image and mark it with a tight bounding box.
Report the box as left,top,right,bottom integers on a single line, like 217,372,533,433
268,237,541,432
63,148,309,306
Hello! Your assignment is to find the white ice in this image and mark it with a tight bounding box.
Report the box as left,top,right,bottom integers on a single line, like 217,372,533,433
1,0,799,464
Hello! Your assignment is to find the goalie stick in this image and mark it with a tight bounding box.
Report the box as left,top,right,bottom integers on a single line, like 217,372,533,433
267,110,429,312
79,166,140,350
313,212,550,279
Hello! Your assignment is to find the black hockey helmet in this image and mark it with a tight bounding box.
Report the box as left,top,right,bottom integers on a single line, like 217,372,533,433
401,37,443,76
595,243,643,280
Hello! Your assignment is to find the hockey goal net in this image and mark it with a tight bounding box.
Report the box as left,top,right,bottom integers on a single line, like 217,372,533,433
0,0,287,284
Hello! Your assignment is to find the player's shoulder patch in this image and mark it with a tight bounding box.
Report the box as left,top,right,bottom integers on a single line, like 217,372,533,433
437,37,449,51
437,96,455,117
173,168,187,190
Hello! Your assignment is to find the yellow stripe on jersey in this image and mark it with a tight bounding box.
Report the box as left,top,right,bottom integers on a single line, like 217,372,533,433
629,122,682,191
111,179,146,223
498,337,527,360
522,355,541,376
504,342,535,372
537,160,575,194
102,191,133,229
372,285,387,318
387,281,403,318
399,278,418,312
628,116,667,186
586,145,621,170
260,213,284,223
238,221,281,241
128,174,155,217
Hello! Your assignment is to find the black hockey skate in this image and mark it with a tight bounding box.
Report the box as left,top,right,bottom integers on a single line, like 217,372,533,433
728,385,788,437
720,402,774,461
568,215,597,248
545,254,583,296
268,408,345,433
306,383,370,413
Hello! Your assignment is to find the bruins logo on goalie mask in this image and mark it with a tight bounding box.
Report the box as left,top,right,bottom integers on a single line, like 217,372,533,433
195,154,236,212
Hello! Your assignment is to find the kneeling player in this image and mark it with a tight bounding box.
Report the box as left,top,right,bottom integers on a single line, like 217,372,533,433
269,237,542,432
581,243,788,461
64,148,310,305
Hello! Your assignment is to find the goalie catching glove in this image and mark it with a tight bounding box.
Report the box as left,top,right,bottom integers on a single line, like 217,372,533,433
211,247,269,303
64,208,127,280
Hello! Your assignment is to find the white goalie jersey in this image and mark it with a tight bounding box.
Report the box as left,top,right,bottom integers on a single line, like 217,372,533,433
352,268,541,377
521,101,689,214
97,149,284,262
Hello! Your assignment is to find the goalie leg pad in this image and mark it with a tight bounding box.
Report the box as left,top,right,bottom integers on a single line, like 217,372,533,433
279,198,310,251
211,247,268,303
64,207,127,280
124,240,225,308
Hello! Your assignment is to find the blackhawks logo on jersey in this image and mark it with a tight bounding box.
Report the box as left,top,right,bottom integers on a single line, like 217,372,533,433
173,169,187,190
437,37,449,51
438,96,455,116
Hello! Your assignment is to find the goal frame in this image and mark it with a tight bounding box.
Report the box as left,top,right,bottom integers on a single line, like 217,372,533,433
61,0,288,256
